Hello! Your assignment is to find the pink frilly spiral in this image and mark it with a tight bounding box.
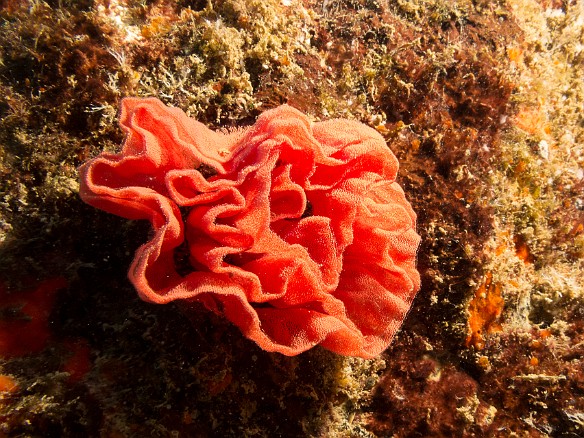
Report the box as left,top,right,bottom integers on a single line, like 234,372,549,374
79,98,421,358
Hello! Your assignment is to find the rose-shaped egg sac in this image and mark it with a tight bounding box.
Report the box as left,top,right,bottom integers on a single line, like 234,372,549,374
79,97,421,358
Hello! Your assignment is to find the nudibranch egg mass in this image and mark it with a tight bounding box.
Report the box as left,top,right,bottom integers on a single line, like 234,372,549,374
79,97,421,358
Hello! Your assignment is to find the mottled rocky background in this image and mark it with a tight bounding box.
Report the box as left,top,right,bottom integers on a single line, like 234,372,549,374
0,0,582,437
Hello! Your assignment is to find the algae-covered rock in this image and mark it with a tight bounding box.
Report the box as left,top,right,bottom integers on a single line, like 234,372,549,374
0,0,582,436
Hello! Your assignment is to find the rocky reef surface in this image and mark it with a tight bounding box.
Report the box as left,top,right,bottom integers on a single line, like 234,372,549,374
0,1,582,436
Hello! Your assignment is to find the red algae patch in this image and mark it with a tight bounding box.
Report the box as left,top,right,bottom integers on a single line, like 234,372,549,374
61,339,92,383
0,278,67,358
